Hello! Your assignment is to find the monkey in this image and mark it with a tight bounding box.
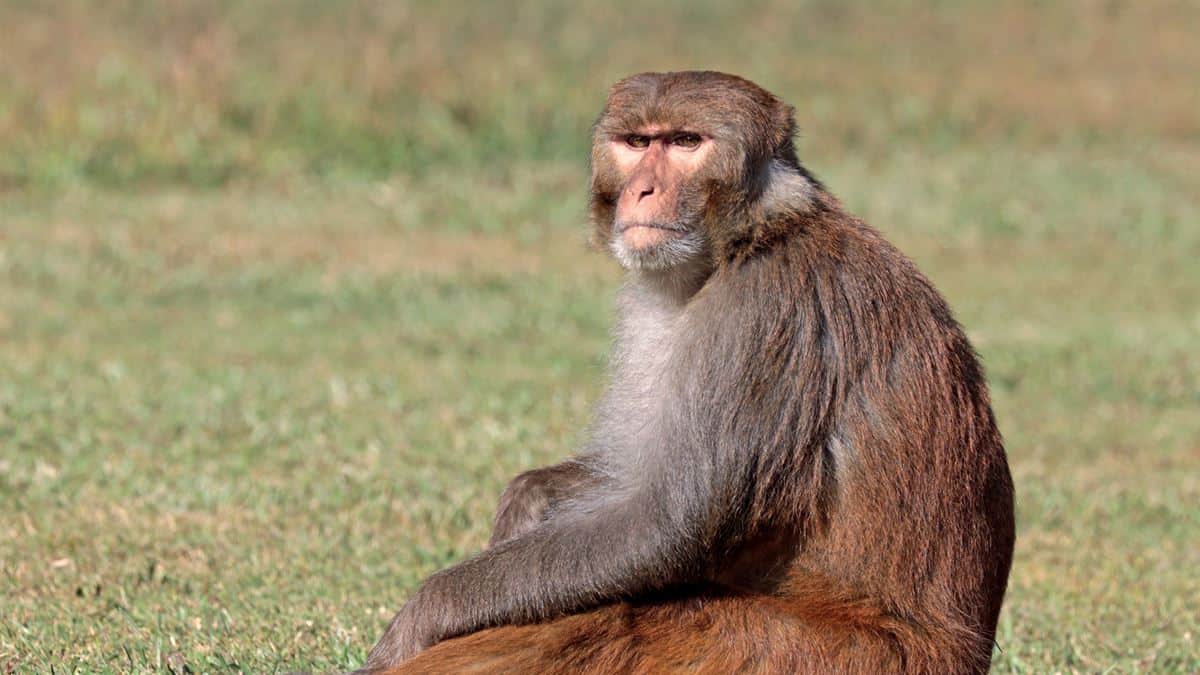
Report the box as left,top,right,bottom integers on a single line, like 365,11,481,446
355,71,1015,674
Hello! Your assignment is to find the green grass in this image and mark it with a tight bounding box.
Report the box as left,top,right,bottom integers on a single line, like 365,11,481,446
2,1,1199,673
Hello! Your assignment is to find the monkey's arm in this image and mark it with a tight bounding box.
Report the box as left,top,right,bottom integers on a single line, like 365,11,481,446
488,459,599,546
363,274,821,668
363,457,723,668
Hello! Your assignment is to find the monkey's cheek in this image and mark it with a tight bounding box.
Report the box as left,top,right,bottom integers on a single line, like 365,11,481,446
622,226,676,250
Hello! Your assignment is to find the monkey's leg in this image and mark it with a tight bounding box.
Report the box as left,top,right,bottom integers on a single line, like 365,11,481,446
368,593,983,675
488,460,597,546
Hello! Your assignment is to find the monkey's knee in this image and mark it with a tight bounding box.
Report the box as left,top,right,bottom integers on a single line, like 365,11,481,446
488,470,556,546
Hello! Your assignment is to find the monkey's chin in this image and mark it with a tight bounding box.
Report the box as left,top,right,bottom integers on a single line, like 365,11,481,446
610,228,705,271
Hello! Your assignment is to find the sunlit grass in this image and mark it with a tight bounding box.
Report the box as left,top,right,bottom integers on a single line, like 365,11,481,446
1,1,1198,672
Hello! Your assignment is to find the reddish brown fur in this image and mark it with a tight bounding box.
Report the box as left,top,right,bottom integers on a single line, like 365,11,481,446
387,577,987,674
362,71,1014,675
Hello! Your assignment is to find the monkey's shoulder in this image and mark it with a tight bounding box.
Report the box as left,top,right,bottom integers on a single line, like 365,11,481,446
731,208,941,304
708,209,969,366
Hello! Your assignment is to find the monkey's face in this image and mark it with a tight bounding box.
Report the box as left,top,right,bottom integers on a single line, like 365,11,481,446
589,71,799,272
602,126,714,270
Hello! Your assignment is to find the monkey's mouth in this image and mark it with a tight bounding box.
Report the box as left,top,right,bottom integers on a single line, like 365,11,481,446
617,221,687,233
618,222,688,250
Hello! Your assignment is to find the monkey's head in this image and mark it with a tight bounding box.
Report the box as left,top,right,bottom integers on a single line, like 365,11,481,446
589,71,802,271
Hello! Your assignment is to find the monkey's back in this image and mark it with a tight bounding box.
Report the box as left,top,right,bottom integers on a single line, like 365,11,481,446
764,196,1016,668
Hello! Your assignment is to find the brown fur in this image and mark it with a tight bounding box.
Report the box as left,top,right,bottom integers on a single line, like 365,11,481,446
358,71,1014,675
389,576,989,674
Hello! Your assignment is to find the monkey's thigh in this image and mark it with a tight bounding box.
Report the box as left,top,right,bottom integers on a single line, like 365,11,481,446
381,595,909,675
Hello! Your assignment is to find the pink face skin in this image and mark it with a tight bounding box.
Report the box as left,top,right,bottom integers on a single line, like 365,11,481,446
608,126,714,253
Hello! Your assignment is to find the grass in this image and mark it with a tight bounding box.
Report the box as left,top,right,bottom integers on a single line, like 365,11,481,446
1,1,1198,673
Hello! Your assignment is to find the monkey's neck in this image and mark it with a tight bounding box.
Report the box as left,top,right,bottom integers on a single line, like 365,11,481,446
633,258,713,305
708,162,826,265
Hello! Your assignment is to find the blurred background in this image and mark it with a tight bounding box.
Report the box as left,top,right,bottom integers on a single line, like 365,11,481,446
1,1,1197,672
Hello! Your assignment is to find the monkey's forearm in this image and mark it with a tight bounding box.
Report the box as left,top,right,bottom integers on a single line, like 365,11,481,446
423,497,701,648
363,498,701,668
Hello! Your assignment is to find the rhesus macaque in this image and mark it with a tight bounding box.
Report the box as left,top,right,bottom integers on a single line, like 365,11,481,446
356,71,1014,674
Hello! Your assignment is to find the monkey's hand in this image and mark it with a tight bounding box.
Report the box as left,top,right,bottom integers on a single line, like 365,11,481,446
489,461,594,547
361,585,444,668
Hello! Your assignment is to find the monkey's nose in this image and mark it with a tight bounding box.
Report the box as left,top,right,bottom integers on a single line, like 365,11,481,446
637,185,655,202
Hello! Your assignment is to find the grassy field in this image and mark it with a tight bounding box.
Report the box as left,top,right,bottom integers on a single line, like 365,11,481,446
2,1,1198,672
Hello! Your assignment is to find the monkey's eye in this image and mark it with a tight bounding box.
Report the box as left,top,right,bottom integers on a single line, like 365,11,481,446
671,133,703,149
625,135,651,149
